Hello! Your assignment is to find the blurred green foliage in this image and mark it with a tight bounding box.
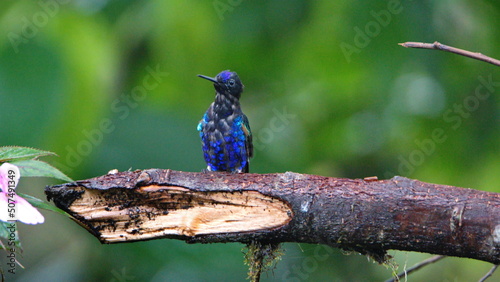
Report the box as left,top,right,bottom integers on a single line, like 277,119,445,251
0,0,499,281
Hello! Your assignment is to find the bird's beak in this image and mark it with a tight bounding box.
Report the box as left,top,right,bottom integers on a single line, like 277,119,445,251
197,74,218,83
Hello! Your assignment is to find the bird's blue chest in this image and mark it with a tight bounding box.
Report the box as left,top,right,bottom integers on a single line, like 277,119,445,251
198,112,248,172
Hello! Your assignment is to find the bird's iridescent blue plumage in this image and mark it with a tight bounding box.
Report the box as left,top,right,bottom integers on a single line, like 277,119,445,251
197,70,253,173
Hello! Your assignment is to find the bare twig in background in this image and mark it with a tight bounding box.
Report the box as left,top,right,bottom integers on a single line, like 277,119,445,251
385,255,446,282
479,264,499,282
399,41,500,66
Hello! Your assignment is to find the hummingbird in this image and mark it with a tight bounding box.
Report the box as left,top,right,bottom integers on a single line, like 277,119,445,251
197,70,253,173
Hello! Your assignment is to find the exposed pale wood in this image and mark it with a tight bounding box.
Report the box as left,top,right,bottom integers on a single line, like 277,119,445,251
69,185,291,242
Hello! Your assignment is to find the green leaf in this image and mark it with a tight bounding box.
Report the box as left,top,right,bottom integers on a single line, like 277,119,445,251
10,159,73,182
0,222,11,241
17,193,70,217
0,221,21,249
0,146,56,163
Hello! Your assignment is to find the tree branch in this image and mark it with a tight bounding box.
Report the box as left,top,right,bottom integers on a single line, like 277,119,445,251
399,41,500,66
45,169,500,265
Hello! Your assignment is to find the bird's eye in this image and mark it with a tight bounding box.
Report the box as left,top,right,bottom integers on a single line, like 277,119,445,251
228,79,235,86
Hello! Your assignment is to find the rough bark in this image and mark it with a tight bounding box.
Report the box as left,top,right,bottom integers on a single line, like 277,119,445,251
45,169,500,264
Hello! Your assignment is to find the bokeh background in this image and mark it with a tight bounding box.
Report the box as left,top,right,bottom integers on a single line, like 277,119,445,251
1,0,499,281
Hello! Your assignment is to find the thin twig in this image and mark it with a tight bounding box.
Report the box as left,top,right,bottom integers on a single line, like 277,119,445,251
478,264,499,282
385,255,447,282
399,41,500,67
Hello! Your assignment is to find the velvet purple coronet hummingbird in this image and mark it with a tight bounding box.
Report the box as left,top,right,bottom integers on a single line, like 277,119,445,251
197,70,253,173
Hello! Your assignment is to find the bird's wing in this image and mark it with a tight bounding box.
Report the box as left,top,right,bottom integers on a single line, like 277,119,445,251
242,114,253,159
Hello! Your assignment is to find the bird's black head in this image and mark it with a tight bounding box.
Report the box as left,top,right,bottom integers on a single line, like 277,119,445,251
198,70,244,99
